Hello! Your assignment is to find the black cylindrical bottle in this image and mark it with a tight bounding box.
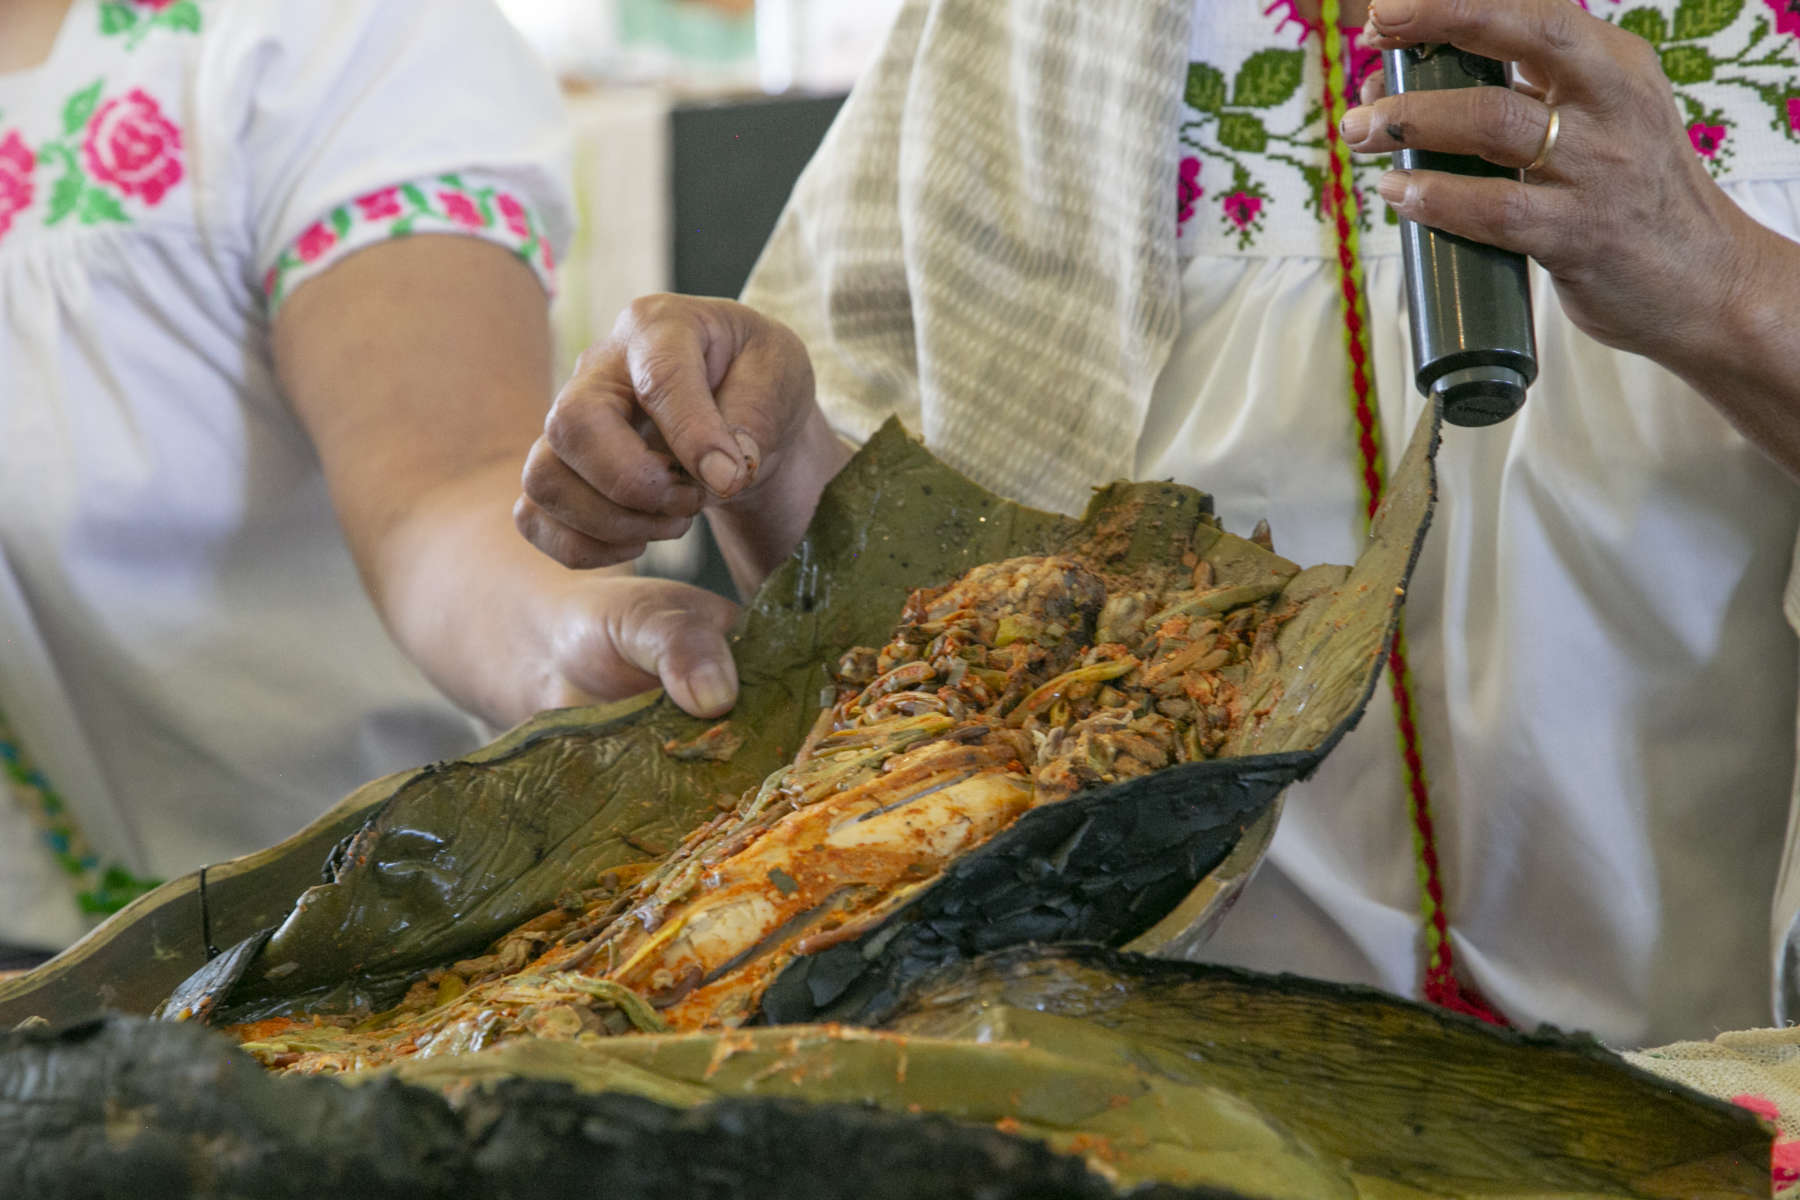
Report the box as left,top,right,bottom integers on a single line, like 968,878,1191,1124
1384,45,1537,427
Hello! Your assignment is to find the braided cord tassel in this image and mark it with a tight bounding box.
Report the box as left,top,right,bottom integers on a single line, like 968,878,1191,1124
1316,1,1505,1026
0,702,159,917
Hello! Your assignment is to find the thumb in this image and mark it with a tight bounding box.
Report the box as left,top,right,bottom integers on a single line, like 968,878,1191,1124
610,582,741,717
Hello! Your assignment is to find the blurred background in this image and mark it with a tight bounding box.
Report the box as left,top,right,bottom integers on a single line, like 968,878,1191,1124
492,0,902,594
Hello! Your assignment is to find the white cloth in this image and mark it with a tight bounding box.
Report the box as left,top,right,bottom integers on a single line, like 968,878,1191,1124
0,0,574,948
747,0,1800,1047
1158,5,1800,1050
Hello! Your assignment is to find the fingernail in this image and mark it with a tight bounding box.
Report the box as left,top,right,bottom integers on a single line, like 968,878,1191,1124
731,429,761,484
1340,106,1372,144
1378,170,1414,207
689,662,735,714
697,448,742,496
1372,0,1411,24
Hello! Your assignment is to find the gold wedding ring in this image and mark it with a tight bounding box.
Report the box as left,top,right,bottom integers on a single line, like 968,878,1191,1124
1525,106,1561,173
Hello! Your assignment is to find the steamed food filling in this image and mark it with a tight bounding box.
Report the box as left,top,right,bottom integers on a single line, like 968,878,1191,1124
232,546,1300,1074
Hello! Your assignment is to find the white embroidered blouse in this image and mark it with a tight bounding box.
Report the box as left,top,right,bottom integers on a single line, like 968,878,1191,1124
1148,0,1800,1046
0,0,573,950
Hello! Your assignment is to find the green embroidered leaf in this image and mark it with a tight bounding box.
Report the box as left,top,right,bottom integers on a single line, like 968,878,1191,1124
1231,49,1306,109
1617,7,1669,44
330,206,351,237
400,182,429,211
266,252,299,308
45,173,83,226
161,0,201,33
1659,44,1717,83
62,79,103,137
79,186,129,226
1671,0,1742,39
439,171,467,189
1217,111,1270,153
1185,62,1228,114
98,2,137,35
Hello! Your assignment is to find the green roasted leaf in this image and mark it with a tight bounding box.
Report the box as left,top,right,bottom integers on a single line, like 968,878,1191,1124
2,412,1438,1039
1231,48,1306,109
881,947,1772,1200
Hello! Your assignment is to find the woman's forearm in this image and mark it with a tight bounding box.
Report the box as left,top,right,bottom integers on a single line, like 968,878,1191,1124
277,237,742,727
370,455,600,726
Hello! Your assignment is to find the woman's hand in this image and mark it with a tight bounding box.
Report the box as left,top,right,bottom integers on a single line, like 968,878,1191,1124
535,573,741,718
1340,0,1763,366
516,294,851,596
276,239,754,725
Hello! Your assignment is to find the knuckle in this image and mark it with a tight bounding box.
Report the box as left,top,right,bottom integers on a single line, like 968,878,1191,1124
519,441,562,499
1440,0,1488,39
541,401,585,455
629,347,696,411
569,334,625,383
614,454,679,511
1538,2,1587,58
1492,184,1539,241
1476,89,1538,157
618,292,676,335
513,495,544,543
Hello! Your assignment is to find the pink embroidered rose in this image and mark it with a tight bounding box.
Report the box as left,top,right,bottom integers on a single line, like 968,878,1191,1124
540,237,555,272
1222,190,1263,230
355,187,403,221
438,190,484,229
82,88,182,206
496,193,531,240
0,131,34,241
294,221,336,264
132,0,180,8
1765,0,1800,40
262,265,279,297
1687,121,1726,157
1177,156,1203,229
1788,96,1800,135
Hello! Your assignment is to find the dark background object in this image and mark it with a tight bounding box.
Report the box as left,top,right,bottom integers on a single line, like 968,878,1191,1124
1385,46,1537,428
670,90,846,300
664,90,848,599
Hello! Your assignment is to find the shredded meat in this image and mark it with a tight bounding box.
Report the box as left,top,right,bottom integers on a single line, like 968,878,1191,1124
230,551,1297,1075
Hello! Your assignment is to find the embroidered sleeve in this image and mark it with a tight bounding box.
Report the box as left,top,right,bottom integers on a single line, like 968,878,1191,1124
261,171,558,312
207,0,573,315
